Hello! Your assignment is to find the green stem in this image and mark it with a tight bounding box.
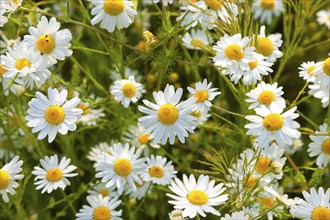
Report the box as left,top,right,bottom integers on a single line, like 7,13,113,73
71,46,111,56
61,190,76,215
290,81,309,107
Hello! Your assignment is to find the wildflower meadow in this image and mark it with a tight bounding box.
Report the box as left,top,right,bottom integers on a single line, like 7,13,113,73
1,0,330,219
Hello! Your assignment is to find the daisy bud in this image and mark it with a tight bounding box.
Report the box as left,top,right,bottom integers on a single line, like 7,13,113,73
271,161,283,174
142,31,155,43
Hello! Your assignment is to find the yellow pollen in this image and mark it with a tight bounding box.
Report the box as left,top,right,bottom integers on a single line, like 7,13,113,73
45,105,65,125
138,133,151,144
245,176,256,189
311,206,330,220
190,110,201,118
0,169,10,190
191,39,204,48
204,0,222,11
248,60,258,70
322,139,330,155
256,37,274,57
307,66,316,75
122,83,136,98
15,58,31,70
93,206,111,220
263,113,284,131
187,190,208,205
258,90,275,105
157,104,178,126
113,158,132,177
194,90,209,103
12,0,19,4
77,104,90,115
259,197,275,208
260,0,275,10
190,0,199,3
36,34,55,54
46,168,63,182
255,157,271,174
322,57,330,76
225,44,244,61
0,65,8,77
103,0,125,16
98,189,110,197
148,165,164,178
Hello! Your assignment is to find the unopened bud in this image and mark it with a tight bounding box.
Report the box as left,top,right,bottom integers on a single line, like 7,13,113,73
142,31,155,43
271,162,283,174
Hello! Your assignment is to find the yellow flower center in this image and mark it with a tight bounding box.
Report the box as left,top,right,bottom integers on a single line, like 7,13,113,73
322,57,330,76
122,83,136,98
187,190,208,205
307,66,316,75
225,44,244,61
322,139,330,155
260,0,275,10
311,206,330,220
248,60,258,70
0,169,10,190
259,197,275,208
45,105,65,125
98,189,110,197
93,206,111,220
77,104,90,115
36,34,56,54
258,90,275,105
46,168,63,182
194,90,209,103
148,165,164,178
103,0,125,16
255,157,271,174
191,39,204,48
190,0,199,3
263,113,284,131
0,65,8,77
15,58,31,70
134,180,144,188
204,0,222,11
157,104,178,126
245,176,256,189
138,133,151,144
190,110,201,118
113,158,132,177
256,37,274,57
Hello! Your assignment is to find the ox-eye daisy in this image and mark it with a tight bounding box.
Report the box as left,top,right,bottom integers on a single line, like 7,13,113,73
313,57,330,88
87,141,115,168
87,182,118,199
316,9,330,30
95,143,146,195
298,61,321,82
245,105,301,147
167,174,228,218
188,78,221,112
138,84,197,145
76,99,105,126
245,81,285,110
32,154,78,194
25,88,83,143
76,195,122,220
252,0,283,25
0,156,24,203
308,123,330,168
124,180,152,200
90,0,137,33
182,29,213,50
221,211,249,220
111,76,144,108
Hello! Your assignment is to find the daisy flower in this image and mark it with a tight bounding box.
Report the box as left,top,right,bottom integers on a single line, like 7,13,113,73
110,76,144,108
245,105,301,147
25,87,83,143
308,123,330,168
90,0,137,33
255,25,283,63
124,180,152,200
316,9,330,29
298,61,321,82
23,16,73,64
167,174,229,218
182,29,214,50
169,209,187,220
263,185,298,207
0,7,8,27
141,155,177,185
0,156,24,203
213,34,255,72
153,0,173,6
95,143,146,195
252,0,283,25
138,84,198,145
187,78,221,112
308,83,329,108
0,64,18,96
87,182,118,199
190,109,211,125
290,187,330,219
87,142,115,168
0,30,21,53
1,0,22,13
176,1,203,30
313,57,330,88
245,81,286,110
76,100,105,126
32,154,78,194
221,211,249,220
76,195,122,220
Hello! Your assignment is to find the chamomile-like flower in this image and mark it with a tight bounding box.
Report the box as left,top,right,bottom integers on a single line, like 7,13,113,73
290,187,330,219
221,211,249,220
25,88,83,143
87,142,114,168
76,100,105,126
95,143,146,195
182,29,213,50
190,109,211,125
252,0,283,25
167,174,229,218
76,195,122,220
263,185,298,207
313,57,330,88
1,0,22,13
245,105,301,147
245,81,285,110
90,0,137,33
0,8,8,27
23,16,73,64
32,154,78,194
308,83,329,108
124,180,151,200
0,64,18,95
111,76,144,108
298,61,321,82
316,9,330,29
169,209,186,220
308,123,330,168
141,155,177,185
87,182,118,199
0,156,24,203
187,78,221,112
